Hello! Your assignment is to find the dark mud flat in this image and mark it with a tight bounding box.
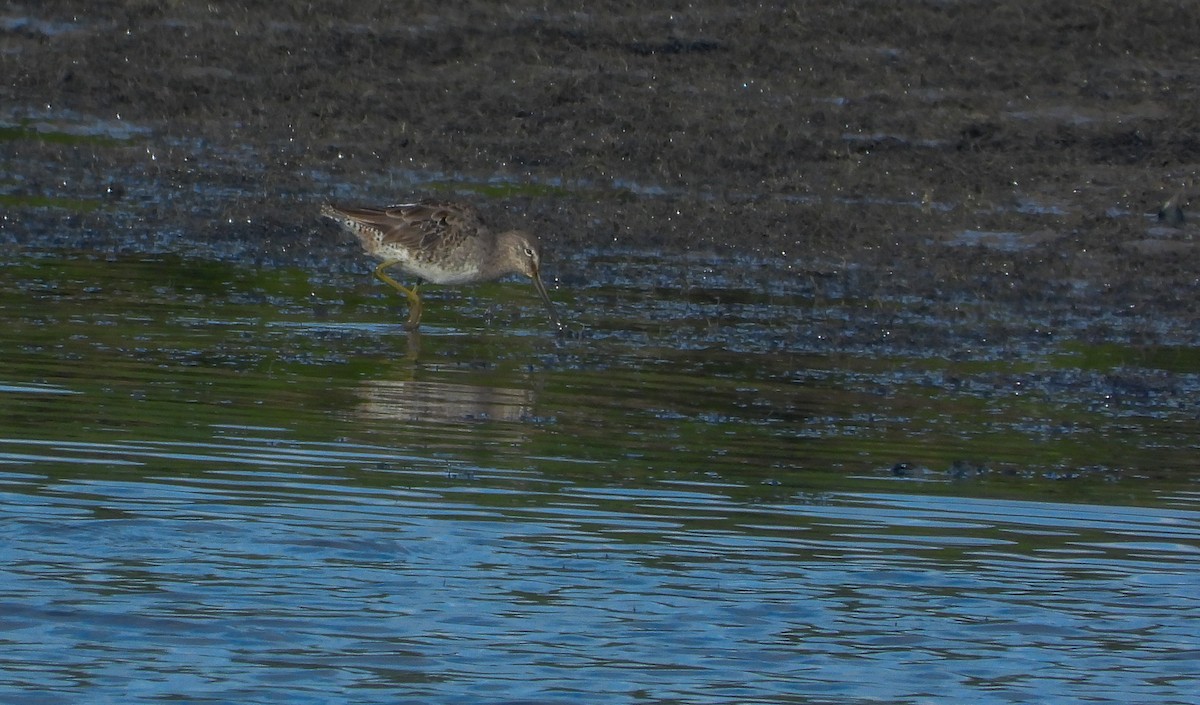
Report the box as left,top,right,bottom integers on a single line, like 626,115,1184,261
3,1,1200,347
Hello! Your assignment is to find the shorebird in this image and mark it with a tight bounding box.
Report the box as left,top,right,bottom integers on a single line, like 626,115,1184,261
321,200,562,331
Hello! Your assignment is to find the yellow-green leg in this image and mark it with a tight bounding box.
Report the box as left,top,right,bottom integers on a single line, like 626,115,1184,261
373,260,423,330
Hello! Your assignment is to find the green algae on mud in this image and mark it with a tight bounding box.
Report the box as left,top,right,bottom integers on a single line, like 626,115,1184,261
0,193,104,212
0,121,128,147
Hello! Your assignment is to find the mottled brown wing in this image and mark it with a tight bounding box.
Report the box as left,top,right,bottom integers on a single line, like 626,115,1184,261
377,200,489,251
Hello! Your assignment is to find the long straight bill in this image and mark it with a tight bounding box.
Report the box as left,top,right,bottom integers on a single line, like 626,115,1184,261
530,269,563,331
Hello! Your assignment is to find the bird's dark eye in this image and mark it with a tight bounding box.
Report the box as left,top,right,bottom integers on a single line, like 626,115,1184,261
524,247,535,258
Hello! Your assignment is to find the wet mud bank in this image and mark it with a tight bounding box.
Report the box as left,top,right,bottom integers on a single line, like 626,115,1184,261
3,1,1200,345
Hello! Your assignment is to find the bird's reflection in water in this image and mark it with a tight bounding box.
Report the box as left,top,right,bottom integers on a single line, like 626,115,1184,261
354,377,536,425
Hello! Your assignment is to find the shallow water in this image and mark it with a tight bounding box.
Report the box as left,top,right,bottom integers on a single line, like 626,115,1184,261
2,253,1198,704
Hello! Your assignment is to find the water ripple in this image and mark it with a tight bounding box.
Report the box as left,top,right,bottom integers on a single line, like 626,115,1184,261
3,448,1197,703
2,254,1198,704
